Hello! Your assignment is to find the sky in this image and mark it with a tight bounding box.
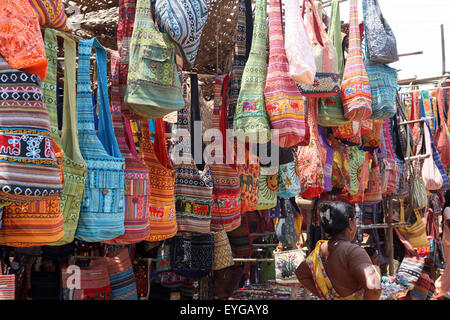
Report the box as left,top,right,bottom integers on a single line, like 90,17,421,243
323,0,450,83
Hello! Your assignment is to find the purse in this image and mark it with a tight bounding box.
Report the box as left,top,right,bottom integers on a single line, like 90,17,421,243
362,119,384,149
125,0,185,118
233,0,271,144
170,232,215,279
284,0,316,85
395,228,425,284
318,125,335,193
362,0,399,63
274,242,305,284
0,0,48,81
275,198,300,248
381,118,399,194
140,117,177,242
103,52,151,244
277,147,301,199
154,0,209,66
398,208,429,249
62,260,112,300
227,0,252,129
0,274,14,300
227,212,252,258
317,0,350,127
265,0,309,148
0,54,62,203
236,145,260,213
424,119,450,190
28,0,70,31
132,258,151,300
105,248,138,300
75,38,126,242
174,74,214,234
212,230,234,271
364,152,382,203
421,116,443,191
257,163,279,210
296,0,340,97
435,86,450,170
209,75,241,232
341,0,373,121
297,98,325,199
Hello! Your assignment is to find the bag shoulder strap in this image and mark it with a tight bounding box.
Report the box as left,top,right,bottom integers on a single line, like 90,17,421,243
57,32,86,166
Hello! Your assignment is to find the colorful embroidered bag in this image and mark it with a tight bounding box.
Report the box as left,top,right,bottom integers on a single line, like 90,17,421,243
0,275,15,300
257,164,279,210
265,0,309,148
317,0,350,127
297,98,325,199
296,0,339,97
421,117,443,191
236,143,260,213
278,147,301,199
362,0,399,64
338,147,370,204
140,118,177,241
364,152,382,203
435,86,450,170
105,248,138,300
0,0,48,81
274,243,305,284
275,198,300,248
227,0,252,129
154,0,209,66
318,125,335,193
362,119,383,149
125,0,185,118
424,119,450,190
75,38,126,242
209,75,241,232
103,53,151,244
341,0,373,121
284,0,316,85
233,0,271,144
0,56,62,203
381,119,398,194
117,0,139,119
174,74,213,233
27,0,70,31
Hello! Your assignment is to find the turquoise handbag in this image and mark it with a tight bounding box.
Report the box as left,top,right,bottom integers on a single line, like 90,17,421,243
75,38,126,242
277,147,301,199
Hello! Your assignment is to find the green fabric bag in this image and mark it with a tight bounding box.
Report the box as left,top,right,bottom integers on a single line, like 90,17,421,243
125,0,185,118
43,29,87,245
233,0,271,143
257,165,278,210
317,0,350,127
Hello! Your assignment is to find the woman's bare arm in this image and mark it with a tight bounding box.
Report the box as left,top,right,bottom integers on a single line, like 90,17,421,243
296,261,320,297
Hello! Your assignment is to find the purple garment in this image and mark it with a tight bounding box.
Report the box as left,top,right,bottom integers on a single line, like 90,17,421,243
318,125,334,192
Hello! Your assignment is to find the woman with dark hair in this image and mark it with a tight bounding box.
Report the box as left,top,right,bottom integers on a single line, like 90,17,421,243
296,201,381,300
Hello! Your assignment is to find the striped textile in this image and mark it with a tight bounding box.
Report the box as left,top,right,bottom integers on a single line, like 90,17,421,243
140,118,177,241
75,39,126,242
209,75,241,232
49,32,87,246
117,0,139,119
435,87,450,170
103,53,151,244
341,0,372,121
27,0,70,31
61,261,111,300
105,248,138,300
227,0,249,129
212,230,234,271
0,275,15,300
174,78,213,233
424,120,450,191
0,56,62,202
233,0,271,144
154,0,209,66
264,0,308,148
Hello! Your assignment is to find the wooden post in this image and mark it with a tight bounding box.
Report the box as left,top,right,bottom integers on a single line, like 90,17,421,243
386,195,395,276
442,24,446,75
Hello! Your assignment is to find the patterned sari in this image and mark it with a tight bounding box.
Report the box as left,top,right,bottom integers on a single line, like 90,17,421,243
305,240,364,300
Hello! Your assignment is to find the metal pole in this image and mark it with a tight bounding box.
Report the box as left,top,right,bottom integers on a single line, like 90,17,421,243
442,24,446,75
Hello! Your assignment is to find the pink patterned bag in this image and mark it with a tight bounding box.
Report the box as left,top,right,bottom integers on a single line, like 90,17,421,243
341,0,373,121
264,0,309,148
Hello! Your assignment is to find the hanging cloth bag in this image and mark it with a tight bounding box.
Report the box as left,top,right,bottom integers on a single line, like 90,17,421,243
154,0,209,67
341,0,373,121
209,75,241,232
284,0,316,85
140,118,177,241
174,74,214,234
435,86,450,170
317,125,335,193
212,230,234,271
296,0,340,97
75,38,126,242
362,0,399,63
125,0,185,118
236,143,260,213
421,116,443,191
264,0,309,148
103,52,151,244
233,0,271,144
318,0,350,127
277,147,301,199
105,248,138,300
